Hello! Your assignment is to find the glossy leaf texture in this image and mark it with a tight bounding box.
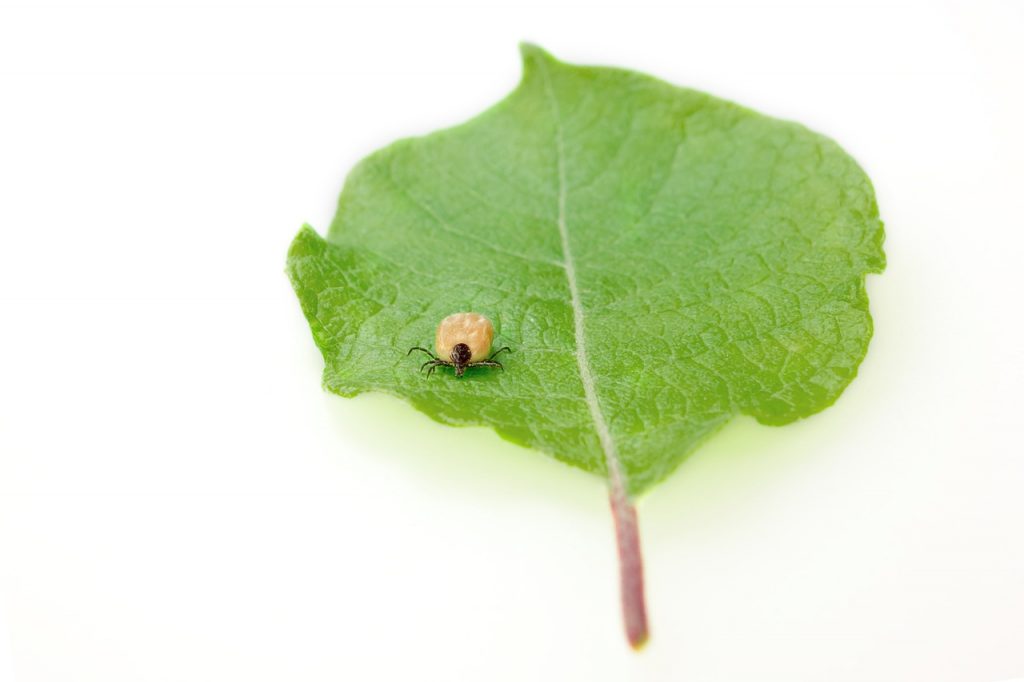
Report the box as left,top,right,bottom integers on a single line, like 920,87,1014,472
287,45,885,495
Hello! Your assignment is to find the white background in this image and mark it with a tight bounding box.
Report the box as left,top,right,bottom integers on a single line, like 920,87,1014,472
1,1,1022,680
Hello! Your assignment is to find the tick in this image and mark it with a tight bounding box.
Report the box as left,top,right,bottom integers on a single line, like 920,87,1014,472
408,312,511,378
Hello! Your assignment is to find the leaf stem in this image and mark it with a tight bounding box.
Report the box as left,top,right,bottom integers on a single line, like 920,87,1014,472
609,486,648,649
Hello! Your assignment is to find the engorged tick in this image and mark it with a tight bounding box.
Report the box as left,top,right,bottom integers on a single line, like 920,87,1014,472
407,312,511,378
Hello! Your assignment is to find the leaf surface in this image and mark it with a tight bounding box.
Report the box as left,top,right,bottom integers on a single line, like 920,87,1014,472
287,45,885,496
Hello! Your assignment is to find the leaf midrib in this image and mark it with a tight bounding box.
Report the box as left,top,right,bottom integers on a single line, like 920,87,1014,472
537,57,627,490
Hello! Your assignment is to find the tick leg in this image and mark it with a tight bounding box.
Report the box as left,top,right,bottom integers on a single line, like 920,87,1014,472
488,347,511,360
420,359,439,372
408,346,436,358
428,361,451,378
471,360,504,371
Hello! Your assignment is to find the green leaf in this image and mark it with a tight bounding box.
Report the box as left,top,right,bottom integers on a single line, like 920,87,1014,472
288,44,884,494
286,44,884,647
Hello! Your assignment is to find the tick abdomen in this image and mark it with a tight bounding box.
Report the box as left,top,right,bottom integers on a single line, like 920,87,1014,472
435,312,494,363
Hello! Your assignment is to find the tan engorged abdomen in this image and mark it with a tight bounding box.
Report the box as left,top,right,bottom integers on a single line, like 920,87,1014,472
435,312,494,362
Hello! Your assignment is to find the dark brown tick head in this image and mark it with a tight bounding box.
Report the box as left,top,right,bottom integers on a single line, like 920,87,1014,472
450,343,472,377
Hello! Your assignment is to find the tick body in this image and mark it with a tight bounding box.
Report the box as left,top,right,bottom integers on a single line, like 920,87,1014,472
408,312,511,378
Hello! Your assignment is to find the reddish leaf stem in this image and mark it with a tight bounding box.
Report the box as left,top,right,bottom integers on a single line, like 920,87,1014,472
609,486,648,649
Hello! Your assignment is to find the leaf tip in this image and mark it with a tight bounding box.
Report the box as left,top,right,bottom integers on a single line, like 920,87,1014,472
287,223,326,262
518,41,555,65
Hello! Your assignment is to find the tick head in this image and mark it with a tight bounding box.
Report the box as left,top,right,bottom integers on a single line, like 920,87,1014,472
450,343,471,377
